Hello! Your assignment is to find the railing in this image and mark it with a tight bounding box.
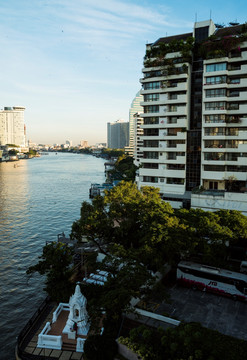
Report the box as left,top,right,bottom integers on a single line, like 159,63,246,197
37,322,62,350
16,296,59,360
52,303,69,323
192,188,225,196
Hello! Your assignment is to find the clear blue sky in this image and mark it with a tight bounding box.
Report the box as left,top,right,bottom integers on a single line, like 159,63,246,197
1,0,246,145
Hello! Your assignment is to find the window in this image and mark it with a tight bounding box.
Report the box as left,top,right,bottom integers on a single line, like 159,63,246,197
143,163,159,169
229,90,240,97
143,151,159,159
143,81,160,90
170,105,177,112
206,63,227,72
205,89,226,97
204,140,225,148
209,181,218,190
168,117,178,124
144,140,159,147
226,115,241,123
227,128,239,136
228,103,239,110
205,102,226,110
205,114,225,123
144,129,159,136
169,93,178,100
204,153,225,161
205,76,227,85
204,165,225,171
204,128,225,136
144,105,159,113
144,70,162,78
167,164,185,170
167,140,185,148
144,117,159,125
143,176,158,183
229,78,240,84
167,178,185,185
167,152,176,160
227,165,247,172
229,64,241,71
144,94,159,102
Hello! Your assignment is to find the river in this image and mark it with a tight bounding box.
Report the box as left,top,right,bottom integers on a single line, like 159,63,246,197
0,152,106,359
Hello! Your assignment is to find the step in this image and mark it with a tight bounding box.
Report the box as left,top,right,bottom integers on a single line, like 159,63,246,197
62,342,76,351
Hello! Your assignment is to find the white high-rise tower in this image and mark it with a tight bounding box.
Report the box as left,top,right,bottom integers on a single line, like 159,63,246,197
0,106,26,147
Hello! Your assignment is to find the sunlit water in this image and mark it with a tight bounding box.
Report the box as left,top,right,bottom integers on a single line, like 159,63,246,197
0,152,106,359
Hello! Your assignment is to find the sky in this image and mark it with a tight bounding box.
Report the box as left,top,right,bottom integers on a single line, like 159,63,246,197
1,0,247,145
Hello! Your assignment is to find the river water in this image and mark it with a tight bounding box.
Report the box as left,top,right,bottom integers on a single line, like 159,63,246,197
0,152,106,359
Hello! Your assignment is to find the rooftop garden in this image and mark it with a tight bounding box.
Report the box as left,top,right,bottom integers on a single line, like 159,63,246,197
144,37,194,68
199,23,247,59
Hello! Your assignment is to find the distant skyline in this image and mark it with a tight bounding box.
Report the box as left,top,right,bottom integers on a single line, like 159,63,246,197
1,0,247,145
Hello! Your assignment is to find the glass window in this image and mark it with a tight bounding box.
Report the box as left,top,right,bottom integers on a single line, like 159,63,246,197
143,140,159,147
143,176,158,183
144,105,159,113
143,81,160,90
228,103,239,110
205,89,226,97
205,114,225,123
143,163,159,169
143,151,159,159
144,117,159,125
206,76,227,85
205,102,226,110
167,178,185,185
206,63,227,72
144,94,159,102
229,78,240,84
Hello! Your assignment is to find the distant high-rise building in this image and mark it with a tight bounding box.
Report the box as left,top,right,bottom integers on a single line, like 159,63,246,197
129,91,143,149
66,139,72,147
0,106,26,147
80,140,89,148
133,113,144,165
107,119,129,149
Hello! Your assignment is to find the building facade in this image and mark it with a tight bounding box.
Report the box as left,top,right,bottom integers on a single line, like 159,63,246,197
129,91,143,149
137,20,247,214
0,106,26,147
107,119,129,149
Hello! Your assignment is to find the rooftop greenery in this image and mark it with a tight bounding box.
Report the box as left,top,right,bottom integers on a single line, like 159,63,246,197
144,37,194,68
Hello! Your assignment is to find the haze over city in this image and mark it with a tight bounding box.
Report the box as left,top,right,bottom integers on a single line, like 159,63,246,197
1,0,247,145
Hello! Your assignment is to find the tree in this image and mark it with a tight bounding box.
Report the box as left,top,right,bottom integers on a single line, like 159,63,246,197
83,334,118,360
8,149,18,155
71,182,186,270
26,242,74,302
108,155,138,182
176,208,238,266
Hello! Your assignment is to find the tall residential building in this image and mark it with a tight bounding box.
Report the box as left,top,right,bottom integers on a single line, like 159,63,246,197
0,106,26,147
107,119,129,149
129,91,143,149
133,112,144,165
138,20,247,214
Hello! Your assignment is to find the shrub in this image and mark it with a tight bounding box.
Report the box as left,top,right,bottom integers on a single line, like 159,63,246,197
84,334,118,360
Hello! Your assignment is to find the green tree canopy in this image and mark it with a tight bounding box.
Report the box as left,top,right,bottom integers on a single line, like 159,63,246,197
26,242,74,302
71,182,187,270
108,155,138,182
